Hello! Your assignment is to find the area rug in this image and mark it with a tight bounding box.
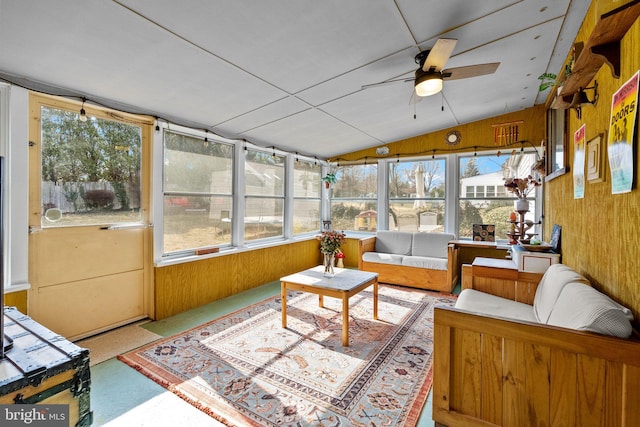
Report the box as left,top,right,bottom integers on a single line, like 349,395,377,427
118,285,457,426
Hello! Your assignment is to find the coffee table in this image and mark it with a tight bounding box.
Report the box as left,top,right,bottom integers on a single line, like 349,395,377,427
280,266,378,346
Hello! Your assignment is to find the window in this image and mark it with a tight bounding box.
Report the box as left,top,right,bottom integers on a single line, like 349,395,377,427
40,106,143,227
245,149,285,241
330,164,377,232
293,160,321,234
389,159,446,232
163,131,233,254
459,151,540,240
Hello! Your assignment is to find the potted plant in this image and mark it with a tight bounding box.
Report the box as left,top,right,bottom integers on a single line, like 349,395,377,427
322,173,337,189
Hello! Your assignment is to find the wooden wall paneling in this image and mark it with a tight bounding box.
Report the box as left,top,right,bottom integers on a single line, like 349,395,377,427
3,291,28,314
550,349,577,426
155,239,320,319
334,106,547,164
480,334,503,425
341,237,361,268
544,1,640,329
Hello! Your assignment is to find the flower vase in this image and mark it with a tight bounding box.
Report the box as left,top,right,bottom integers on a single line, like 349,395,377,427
323,253,335,278
515,198,530,212
336,257,344,268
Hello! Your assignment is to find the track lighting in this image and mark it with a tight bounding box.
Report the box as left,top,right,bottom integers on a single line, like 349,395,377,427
79,98,87,122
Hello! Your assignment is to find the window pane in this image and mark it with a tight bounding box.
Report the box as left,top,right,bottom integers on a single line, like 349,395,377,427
389,201,445,232
244,197,283,240
245,150,284,196
293,161,321,198
331,164,377,232
388,159,446,233
333,164,377,198
244,149,285,241
293,160,321,234
331,201,377,231
458,199,537,240
40,106,142,227
293,199,320,233
163,131,234,254
458,151,540,240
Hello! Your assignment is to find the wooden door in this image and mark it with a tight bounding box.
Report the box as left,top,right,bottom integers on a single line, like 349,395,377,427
28,93,153,340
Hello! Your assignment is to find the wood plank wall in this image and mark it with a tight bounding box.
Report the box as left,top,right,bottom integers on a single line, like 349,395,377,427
154,239,321,319
333,105,546,164
544,1,640,328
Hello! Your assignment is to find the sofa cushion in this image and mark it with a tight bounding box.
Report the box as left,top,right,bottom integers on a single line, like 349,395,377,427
546,282,633,338
455,289,538,323
411,232,455,258
375,231,413,256
533,264,591,323
362,251,404,266
402,255,448,271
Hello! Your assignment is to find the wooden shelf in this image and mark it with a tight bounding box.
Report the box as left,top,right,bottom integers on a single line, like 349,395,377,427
551,0,640,109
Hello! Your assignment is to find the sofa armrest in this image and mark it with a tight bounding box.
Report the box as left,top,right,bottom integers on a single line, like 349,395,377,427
433,305,640,426
358,236,376,270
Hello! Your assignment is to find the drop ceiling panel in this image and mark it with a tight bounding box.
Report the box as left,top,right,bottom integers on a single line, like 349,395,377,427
118,0,417,94
241,109,377,158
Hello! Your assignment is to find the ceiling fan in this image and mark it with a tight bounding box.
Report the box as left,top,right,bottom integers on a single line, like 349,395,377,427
362,38,500,97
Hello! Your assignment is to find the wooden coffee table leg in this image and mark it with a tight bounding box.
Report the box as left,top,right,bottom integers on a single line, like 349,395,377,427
373,280,378,320
342,295,349,346
318,295,324,308
281,282,287,328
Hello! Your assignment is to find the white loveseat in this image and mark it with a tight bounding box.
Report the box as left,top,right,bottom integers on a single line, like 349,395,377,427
433,263,639,426
358,231,458,292
455,263,634,338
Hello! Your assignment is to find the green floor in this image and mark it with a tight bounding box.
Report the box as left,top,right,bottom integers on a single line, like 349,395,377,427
90,281,438,426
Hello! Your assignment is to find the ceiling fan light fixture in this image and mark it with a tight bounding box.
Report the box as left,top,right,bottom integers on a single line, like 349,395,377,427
414,71,443,97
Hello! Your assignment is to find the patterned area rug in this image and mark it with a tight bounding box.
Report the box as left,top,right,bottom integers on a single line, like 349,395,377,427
118,285,456,426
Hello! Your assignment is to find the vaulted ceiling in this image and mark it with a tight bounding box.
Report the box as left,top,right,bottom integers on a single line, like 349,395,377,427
0,1,589,158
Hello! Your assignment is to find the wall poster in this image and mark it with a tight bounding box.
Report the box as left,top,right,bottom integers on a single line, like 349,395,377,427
607,71,639,194
573,124,586,199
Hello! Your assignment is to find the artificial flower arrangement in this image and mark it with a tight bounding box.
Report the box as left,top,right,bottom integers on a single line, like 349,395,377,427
317,230,346,254
504,175,540,199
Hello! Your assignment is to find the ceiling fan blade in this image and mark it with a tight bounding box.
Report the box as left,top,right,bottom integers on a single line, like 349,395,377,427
422,38,457,72
442,62,500,80
361,77,413,90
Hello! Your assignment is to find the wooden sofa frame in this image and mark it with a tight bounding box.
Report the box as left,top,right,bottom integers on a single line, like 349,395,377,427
358,236,458,292
433,303,640,426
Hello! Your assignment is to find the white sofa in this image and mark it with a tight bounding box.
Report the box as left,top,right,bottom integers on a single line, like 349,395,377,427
456,263,633,338
358,231,458,292
433,263,640,426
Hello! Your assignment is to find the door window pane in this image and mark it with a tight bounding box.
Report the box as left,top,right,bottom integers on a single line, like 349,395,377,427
163,131,233,253
40,106,142,227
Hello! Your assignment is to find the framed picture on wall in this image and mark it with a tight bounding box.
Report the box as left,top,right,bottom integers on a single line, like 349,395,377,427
587,133,605,182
